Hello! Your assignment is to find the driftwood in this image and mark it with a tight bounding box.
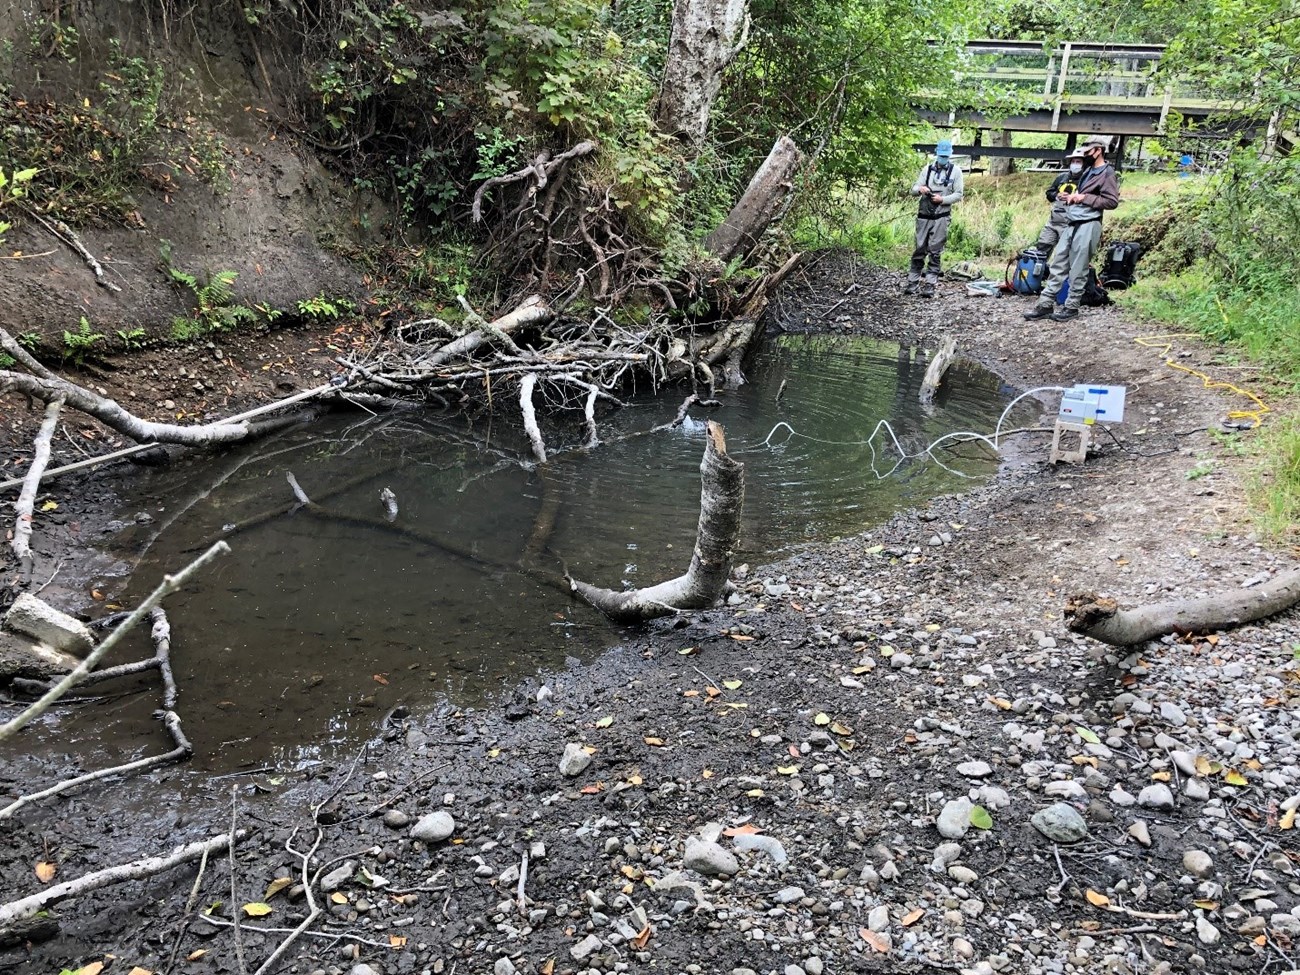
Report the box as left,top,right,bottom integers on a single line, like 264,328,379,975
0,831,243,930
1064,567,1300,646
519,373,547,464
569,420,743,622
0,607,191,820
11,396,62,583
919,335,959,405
705,136,804,263
21,206,122,292
0,542,229,743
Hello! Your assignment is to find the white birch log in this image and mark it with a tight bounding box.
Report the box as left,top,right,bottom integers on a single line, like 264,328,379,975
12,397,62,582
1064,567,1300,646
919,336,958,405
0,832,242,928
421,296,552,369
570,421,743,622
519,373,547,464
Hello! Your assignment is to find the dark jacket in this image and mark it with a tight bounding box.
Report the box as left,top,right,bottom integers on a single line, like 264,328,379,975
1045,170,1075,202
1063,164,1120,224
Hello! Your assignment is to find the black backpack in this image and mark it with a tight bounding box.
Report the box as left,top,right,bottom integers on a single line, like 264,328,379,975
1099,241,1143,290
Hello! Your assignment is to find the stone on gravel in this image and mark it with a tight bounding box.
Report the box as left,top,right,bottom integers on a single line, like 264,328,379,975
937,797,974,839
4,594,94,653
0,631,81,680
956,761,993,778
804,958,824,975
1128,820,1152,847
1030,803,1088,843
775,886,806,904
1196,915,1220,944
382,809,410,828
570,934,602,961
410,810,456,843
560,742,592,777
349,965,379,975
320,861,355,892
1159,702,1187,727
732,832,788,864
1184,777,1210,801
684,838,739,877
494,958,517,975
868,904,890,931
1183,849,1214,878
1138,784,1175,810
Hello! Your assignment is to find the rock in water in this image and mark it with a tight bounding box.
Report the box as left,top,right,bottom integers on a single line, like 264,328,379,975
1030,803,1088,843
410,810,456,843
559,742,592,777
683,838,739,877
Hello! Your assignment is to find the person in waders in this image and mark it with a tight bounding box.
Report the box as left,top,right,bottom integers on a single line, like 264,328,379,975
904,139,964,298
1023,136,1119,322
1033,147,1088,255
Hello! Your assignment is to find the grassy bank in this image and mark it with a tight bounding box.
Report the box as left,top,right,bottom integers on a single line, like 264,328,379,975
801,165,1299,547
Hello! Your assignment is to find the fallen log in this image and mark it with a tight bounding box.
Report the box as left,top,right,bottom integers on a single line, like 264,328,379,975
1064,567,1300,646
419,295,552,369
569,420,743,622
919,335,958,405
0,831,243,930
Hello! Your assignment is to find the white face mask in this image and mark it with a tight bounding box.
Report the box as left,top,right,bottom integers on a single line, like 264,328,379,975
1069,162,1084,175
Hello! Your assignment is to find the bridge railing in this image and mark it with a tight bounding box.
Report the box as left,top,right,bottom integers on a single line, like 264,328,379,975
939,40,1239,135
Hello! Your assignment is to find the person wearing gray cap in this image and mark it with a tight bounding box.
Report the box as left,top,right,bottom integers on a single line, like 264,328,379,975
1024,136,1119,321
904,139,964,298
1033,147,1089,255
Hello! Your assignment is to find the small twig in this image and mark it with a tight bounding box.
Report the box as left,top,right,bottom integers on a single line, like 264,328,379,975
254,828,323,975
165,844,212,972
516,851,529,916
1052,844,1071,894
231,786,248,975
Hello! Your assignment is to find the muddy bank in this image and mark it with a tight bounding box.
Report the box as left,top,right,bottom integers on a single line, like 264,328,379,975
2,255,1299,975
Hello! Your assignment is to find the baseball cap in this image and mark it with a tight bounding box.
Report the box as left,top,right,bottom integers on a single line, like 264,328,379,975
1064,147,1089,160
935,139,953,158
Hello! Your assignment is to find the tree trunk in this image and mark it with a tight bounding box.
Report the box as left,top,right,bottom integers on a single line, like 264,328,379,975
1064,568,1300,646
987,129,1015,176
570,420,743,622
705,136,804,263
657,0,750,149
919,336,958,405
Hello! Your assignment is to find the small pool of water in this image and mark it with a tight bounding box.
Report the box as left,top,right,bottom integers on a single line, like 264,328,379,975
32,335,1033,773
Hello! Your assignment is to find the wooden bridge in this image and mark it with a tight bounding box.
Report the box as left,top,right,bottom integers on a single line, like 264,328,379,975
914,40,1254,164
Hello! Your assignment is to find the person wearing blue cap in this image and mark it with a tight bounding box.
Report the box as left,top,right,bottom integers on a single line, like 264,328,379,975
904,139,964,298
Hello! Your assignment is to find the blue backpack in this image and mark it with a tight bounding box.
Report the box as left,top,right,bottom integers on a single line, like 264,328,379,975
1008,247,1048,294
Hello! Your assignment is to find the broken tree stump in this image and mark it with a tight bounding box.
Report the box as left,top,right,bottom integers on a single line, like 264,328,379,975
569,420,744,623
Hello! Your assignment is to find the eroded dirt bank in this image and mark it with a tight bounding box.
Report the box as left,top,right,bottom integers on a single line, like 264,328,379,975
2,255,1298,975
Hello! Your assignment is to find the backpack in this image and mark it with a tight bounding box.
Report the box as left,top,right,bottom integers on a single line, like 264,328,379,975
1007,247,1048,295
1099,241,1143,289
1055,267,1111,307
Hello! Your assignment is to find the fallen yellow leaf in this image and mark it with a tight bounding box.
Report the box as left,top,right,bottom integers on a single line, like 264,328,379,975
186,950,208,962
776,765,800,775
644,737,665,747
1151,771,1171,782
1085,889,1110,907
813,712,831,726
330,892,348,904
35,861,55,883
389,935,407,948
1280,806,1296,830
595,716,614,728
901,908,924,927
1223,769,1248,786
242,902,273,917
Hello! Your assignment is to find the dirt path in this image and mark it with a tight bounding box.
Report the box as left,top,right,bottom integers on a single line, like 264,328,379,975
2,255,1298,975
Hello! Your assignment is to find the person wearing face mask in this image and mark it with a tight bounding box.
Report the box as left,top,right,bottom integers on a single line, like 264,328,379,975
1031,148,1088,255
1024,136,1120,321
904,139,964,298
